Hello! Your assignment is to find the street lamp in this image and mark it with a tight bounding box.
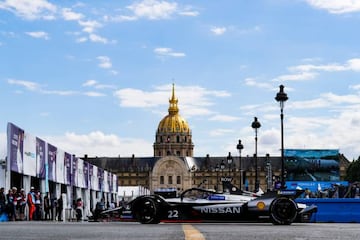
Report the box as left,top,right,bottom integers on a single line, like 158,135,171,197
215,164,220,192
227,152,233,177
275,85,288,190
220,160,225,191
236,140,244,190
251,117,261,192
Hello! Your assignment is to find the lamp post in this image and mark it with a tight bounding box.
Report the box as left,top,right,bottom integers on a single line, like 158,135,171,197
236,140,244,190
251,117,261,192
215,164,220,191
227,152,233,177
220,160,225,191
206,154,210,188
275,85,288,190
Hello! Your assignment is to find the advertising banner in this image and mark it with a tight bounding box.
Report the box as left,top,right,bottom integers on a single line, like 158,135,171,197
109,173,113,193
285,149,340,181
72,157,78,187
89,164,93,190
7,123,24,174
64,153,72,185
112,174,117,193
23,132,36,176
97,168,103,192
92,165,99,191
83,161,89,189
36,137,46,179
47,143,57,182
107,172,112,193
78,158,84,188
286,180,349,192
103,171,109,193
6,122,118,195
56,149,65,184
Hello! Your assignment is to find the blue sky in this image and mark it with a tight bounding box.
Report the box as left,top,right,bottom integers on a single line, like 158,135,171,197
1,0,360,161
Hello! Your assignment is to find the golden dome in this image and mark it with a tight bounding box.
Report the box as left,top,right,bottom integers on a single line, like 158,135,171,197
157,84,190,134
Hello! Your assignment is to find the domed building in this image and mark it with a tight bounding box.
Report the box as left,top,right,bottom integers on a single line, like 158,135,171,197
148,84,194,193
153,84,194,157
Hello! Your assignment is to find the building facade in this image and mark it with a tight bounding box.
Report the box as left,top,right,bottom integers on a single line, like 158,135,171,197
86,85,350,196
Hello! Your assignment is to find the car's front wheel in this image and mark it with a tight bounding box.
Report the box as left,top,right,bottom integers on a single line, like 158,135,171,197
132,197,160,224
270,197,298,225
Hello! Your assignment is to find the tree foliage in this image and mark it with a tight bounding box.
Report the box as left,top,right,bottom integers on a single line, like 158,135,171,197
345,156,360,182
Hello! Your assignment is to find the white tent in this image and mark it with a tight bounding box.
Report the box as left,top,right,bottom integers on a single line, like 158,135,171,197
118,186,150,201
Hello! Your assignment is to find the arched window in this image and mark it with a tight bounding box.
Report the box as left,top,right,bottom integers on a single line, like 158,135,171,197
167,151,171,156
177,136,180,143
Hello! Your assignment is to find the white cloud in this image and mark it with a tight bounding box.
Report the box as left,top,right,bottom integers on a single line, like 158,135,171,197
114,88,165,108
292,58,360,72
154,47,185,57
43,90,78,96
97,56,112,68
45,131,153,157
347,58,360,71
289,92,360,110
25,31,49,40
89,34,109,44
289,63,347,72
113,84,229,119
83,91,106,97
104,15,138,22
8,79,41,91
272,71,317,82
244,78,274,89
209,128,234,137
305,0,360,14
127,0,178,20
83,80,97,87
78,20,102,33
75,20,111,44
0,0,57,20
179,10,199,16
209,114,240,122
83,79,116,90
211,26,226,35
7,78,108,97
350,84,360,91
273,58,360,82
76,37,87,43
106,0,198,22
62,8,84,21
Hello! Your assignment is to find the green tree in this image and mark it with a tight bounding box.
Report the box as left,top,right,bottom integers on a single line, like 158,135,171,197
345,156,360,182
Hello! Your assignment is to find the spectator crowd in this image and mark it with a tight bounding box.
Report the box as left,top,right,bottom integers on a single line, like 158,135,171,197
0,186,65,222
0,186,118,222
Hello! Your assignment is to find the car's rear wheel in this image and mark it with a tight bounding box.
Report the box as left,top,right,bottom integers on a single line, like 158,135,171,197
133,197,160,224
270,197,297,225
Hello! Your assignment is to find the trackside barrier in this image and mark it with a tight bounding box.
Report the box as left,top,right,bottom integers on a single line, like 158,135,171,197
296,198,360,223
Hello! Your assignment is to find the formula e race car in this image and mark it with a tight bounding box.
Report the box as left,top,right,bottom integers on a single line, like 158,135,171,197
129,184,317,225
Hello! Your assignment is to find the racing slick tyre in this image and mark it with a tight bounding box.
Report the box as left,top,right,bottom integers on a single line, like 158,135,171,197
270,197,298,225
133,197,160,224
